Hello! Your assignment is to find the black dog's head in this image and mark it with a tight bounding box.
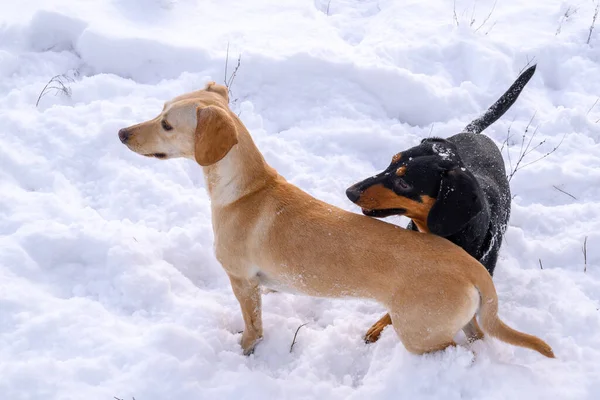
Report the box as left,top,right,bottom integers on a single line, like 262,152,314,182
346,137,484,236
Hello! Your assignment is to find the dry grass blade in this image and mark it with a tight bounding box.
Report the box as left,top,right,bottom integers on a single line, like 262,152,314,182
556,6,578,36
552,185,577,200
587,97,600,115
588,1,599,44
223,42,242,101
474,0,498,32
519,56,537,74
427,123,435,138
469,0,477,27
36,74,74,107
453,0,459,26
583,236,588,273
289,323,309,353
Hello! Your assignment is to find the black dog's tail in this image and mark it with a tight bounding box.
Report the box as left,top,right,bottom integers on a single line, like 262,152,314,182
463,64,537,134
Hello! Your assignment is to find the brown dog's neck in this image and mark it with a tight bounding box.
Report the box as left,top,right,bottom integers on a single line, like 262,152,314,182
203,129,277,207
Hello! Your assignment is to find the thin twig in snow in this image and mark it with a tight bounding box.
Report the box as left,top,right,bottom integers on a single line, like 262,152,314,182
583,236,588,273
556,6,578,36
453,0,460,26
223,42,242,97
552,185,578,200
501,121,514,175
587,97,600,115
506,114,537,182
539,259,543,270
588,1,599,44
519,56,537,74
502,113,567,182
289,323,309,353
469,0,478,27
224,42,230,86
511,131,567,175
483,21,497,35
428,123,435,138
474,0,498,32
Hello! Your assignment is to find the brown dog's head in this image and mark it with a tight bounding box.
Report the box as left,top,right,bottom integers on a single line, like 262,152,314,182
118,82,238,166
346,137,484,236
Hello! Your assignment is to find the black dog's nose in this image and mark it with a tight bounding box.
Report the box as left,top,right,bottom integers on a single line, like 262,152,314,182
346,186,362,203
118,128,131,143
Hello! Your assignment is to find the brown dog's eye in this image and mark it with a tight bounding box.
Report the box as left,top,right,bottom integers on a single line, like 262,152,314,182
161,120,173,131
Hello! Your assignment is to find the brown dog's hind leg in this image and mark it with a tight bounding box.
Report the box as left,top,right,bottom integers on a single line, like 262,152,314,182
229,275,263,355
396,326,458,355
364,313,392,343
422,340,458,354
463,316,485,343
392,321,458,355
388,284,477,355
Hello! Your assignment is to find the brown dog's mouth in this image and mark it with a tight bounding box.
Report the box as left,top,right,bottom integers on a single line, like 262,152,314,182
144,153,168,159
361,208,406,218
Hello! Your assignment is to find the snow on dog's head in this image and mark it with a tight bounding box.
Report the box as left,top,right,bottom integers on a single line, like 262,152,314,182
118,82,237,166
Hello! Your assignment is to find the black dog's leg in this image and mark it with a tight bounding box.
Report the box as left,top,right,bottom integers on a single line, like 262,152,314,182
480,236,503,276
407,220,419,232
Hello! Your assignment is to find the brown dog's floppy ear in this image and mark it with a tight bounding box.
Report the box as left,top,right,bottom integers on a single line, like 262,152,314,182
194,106,238,166
204,81,229,103
426,166,484,237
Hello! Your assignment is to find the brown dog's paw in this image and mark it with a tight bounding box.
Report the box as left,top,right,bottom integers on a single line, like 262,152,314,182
241,333,263,356
466,335,484,344
243,345,256,356
463,317,485,343
364,313,392,344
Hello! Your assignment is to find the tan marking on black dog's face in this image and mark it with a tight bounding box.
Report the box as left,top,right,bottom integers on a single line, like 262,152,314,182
412,220,430,233
391,152,402,164
354,183,435,222
396,166,407,176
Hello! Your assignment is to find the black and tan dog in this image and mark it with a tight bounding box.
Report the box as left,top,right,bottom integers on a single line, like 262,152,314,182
346,65,537,343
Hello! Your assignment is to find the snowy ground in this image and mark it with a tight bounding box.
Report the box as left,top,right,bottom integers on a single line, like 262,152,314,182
1,0,600,399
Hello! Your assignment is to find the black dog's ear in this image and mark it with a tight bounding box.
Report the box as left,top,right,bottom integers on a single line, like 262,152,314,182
427,167,484,237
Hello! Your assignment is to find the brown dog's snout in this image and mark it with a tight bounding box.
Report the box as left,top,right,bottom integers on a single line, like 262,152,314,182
118,128,131,144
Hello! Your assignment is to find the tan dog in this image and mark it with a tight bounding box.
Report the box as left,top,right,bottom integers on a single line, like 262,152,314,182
118,82,554,358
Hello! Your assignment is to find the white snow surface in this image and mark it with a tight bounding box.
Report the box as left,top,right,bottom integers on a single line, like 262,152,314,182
1,0,600,399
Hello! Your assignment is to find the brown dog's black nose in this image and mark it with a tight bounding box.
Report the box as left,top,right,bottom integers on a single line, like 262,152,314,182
118,128,131,143
346,187,361,203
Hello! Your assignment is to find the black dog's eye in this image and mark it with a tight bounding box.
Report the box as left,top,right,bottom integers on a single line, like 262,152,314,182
393,178,411,191
161,120,173,131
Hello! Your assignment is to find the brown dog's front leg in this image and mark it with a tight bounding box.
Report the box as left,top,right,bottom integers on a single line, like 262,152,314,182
364,313,392,343
229,275,263,355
